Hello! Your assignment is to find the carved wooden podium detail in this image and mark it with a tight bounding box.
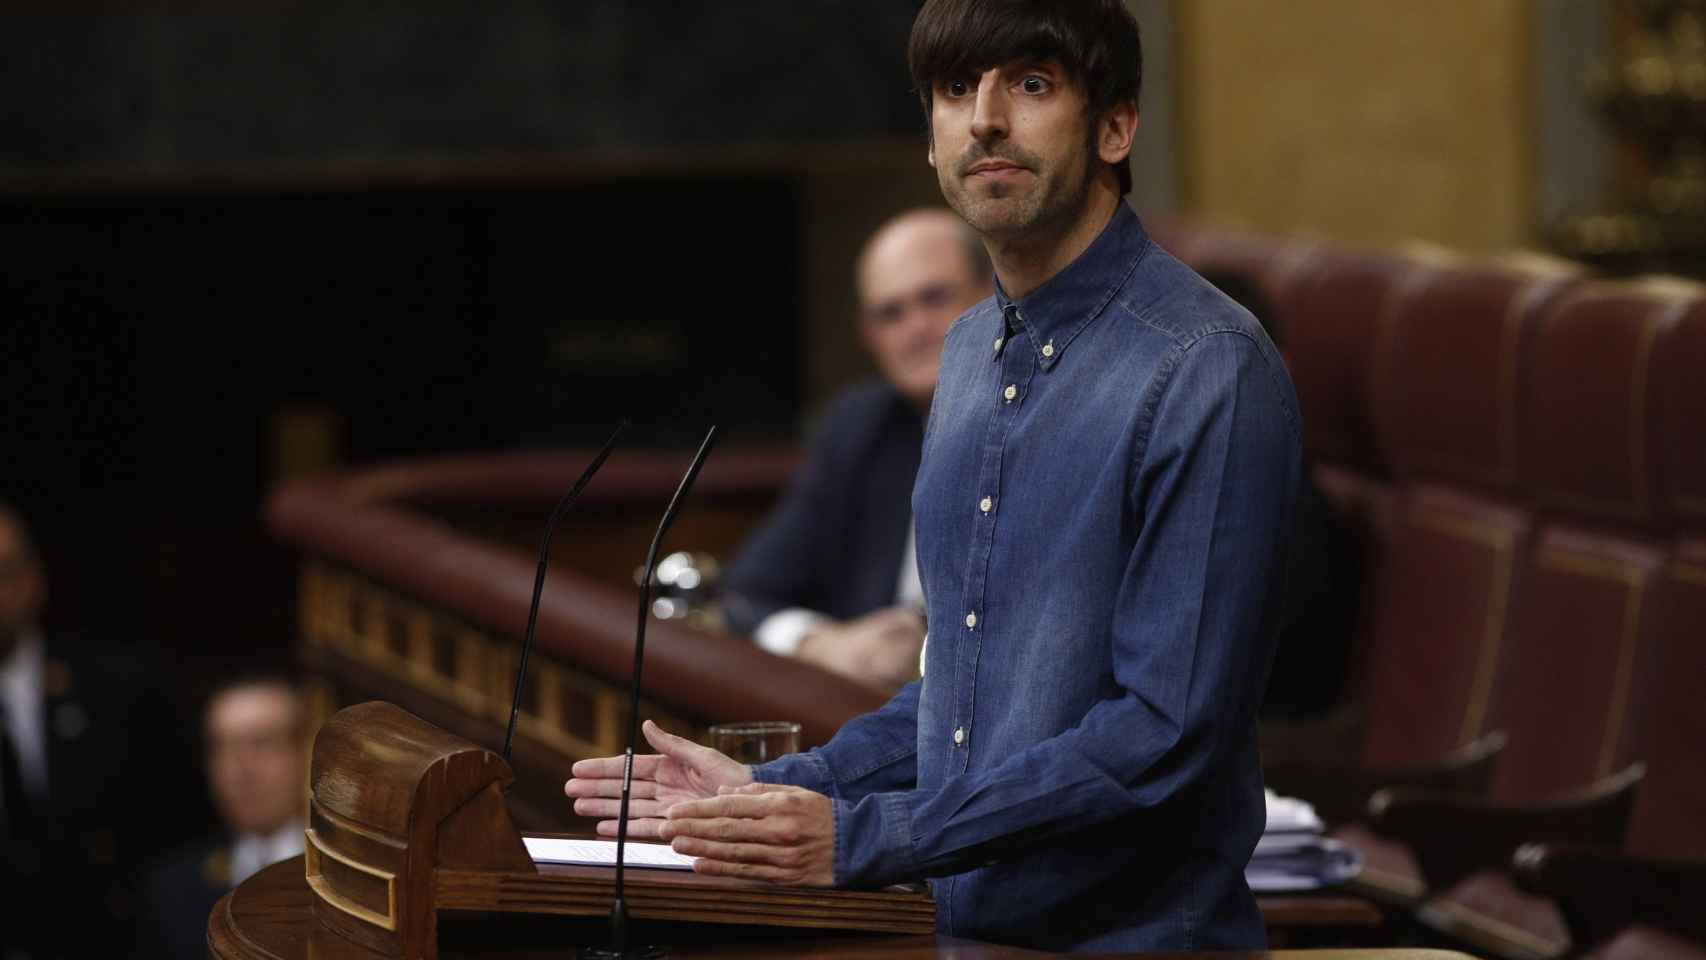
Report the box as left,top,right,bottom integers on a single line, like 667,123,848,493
305,701,934,959
308,701,534,956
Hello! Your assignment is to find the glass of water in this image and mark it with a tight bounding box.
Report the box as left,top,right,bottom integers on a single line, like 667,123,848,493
707,721,801,764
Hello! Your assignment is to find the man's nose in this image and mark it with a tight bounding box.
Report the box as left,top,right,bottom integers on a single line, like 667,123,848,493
904,304,955,345
970,70,1008,143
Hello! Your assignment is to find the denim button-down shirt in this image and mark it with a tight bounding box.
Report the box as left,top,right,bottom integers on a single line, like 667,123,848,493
755,203,1301,952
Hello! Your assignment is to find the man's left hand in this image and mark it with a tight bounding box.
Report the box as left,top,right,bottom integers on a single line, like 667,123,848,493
659,783,834,886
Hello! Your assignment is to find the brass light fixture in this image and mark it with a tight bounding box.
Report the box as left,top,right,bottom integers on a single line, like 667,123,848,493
1555,0,1706,274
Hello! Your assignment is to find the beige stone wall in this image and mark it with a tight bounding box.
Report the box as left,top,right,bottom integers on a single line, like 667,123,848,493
1176,1,1535,251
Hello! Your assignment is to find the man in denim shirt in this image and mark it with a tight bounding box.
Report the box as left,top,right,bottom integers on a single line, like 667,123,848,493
566,0,1301,950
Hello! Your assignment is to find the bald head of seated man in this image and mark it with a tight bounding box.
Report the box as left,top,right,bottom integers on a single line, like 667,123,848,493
723,209,990,690
856,208,992,413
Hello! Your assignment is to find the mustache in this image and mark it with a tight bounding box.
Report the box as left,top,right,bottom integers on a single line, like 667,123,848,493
955,144,1039,176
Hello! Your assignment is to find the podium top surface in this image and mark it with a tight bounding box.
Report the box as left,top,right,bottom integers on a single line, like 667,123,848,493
211,856,1470,960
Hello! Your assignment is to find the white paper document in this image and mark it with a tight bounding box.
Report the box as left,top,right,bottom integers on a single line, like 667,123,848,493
523,836,697,870
1262,789,1324,834
1245,791,1361,892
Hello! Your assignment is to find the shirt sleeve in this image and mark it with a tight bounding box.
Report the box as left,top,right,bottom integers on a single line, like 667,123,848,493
829,333,1300,887
750,678,922,802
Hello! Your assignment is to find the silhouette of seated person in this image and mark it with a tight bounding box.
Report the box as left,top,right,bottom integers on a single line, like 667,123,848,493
1,500,174,957
722,209,991,691
141,675,307,959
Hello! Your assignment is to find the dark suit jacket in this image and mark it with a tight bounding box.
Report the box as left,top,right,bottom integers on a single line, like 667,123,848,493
140,836,231,960
722,382,924,635
1,642,180,959
1259,464,1359,719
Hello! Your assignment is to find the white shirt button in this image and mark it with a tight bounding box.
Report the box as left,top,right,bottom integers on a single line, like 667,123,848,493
1003,384,1018,402
953,726,966,746
1042,341,1055,358
979,496,993,514
964,612,978,629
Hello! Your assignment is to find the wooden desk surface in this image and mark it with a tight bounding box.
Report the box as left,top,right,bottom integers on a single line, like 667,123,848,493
210,857,1417,960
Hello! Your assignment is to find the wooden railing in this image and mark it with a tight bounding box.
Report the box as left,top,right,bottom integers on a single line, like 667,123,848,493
267,449,891,830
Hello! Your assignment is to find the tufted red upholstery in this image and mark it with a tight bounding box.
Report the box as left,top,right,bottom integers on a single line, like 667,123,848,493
1287,250,1418,478
1154,215,1706,958
1631,296,1706,859
1518,283,1690,529
1483,284,1693,803
1353,484,1532,768
1660,299,1706,533
1351,260,1584,769
1626,543,1706,860
1487,527,1667,803
1373,263,1579,492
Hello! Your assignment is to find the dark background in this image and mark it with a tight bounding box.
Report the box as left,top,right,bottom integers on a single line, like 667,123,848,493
0,4,923,838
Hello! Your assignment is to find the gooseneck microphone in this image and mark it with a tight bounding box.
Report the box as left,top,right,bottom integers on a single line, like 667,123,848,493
587,425,719,960
501,421,629,765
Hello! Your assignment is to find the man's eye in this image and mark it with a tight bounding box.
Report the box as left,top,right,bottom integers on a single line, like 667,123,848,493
866,303,905,326
1020,75,1050,94
946,79,970,98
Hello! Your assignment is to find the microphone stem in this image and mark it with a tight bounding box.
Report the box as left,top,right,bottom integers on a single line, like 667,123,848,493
501,421,628,764
612,426,719,948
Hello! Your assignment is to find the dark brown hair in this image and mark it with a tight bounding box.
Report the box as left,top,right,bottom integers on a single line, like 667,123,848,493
908,0,1143,194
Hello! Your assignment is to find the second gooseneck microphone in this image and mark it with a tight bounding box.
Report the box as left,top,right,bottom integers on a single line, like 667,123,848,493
502,420,630,765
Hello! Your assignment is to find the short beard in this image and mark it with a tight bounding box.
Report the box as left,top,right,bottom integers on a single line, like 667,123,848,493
941,138,1097,241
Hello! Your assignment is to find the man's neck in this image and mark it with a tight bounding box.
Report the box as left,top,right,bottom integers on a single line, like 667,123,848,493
986,181,1123,300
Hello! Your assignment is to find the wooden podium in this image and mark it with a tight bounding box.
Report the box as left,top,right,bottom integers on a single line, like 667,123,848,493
286,701,935,959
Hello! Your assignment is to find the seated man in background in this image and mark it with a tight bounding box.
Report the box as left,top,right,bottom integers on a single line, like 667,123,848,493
720,209,991,690
142,675,307,959
1,501,175,958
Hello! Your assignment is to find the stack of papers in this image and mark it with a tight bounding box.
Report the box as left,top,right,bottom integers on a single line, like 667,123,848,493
1245,790,1362,892
524,836,696,870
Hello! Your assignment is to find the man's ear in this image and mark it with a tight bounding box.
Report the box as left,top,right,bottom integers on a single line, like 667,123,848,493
927,137,937,169
1096,100,1139,166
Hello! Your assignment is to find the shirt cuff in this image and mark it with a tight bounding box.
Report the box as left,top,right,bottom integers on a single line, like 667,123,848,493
752,607,831,657
833,791,917,888
751,747,836,796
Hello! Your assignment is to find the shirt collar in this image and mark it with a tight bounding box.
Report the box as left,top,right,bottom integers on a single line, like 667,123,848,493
231,819,306,884
993,201,1150,369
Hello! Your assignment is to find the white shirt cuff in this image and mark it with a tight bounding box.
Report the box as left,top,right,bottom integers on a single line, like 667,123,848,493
753,608,832,657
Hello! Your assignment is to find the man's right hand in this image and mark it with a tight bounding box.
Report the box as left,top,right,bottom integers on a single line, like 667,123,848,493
797,606,925,691
563,720,753,838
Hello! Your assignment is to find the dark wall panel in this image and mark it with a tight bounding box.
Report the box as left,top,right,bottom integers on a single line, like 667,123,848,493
2,5,925,171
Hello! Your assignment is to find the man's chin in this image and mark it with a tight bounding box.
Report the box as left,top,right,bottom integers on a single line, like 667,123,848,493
960,204,1035,237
